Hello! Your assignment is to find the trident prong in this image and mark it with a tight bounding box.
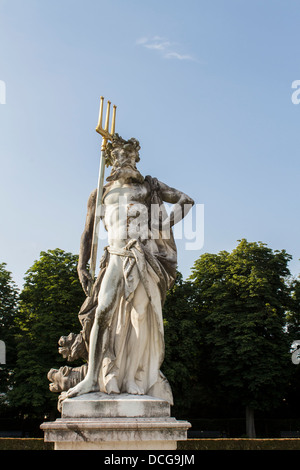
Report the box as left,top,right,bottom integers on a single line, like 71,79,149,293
95,96,117,149
111,105,117,135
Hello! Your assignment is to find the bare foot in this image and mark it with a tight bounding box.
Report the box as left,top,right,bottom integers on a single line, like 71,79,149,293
58,377,98,409
106,376,120,394
68,377,98,397
124,380,144,395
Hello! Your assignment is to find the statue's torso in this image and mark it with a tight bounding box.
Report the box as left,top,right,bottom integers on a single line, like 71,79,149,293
103,180,151,249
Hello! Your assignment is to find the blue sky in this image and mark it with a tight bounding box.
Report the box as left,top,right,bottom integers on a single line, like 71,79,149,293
0,0,300,289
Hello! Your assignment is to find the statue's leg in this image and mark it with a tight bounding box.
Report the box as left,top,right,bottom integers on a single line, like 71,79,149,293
62,255,123,399
123,281,149,395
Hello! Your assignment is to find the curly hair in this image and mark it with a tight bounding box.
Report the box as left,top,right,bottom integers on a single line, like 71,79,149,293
104,133,141,167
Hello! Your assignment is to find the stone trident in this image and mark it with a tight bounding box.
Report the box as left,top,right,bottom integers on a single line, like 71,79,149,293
88,96,117,295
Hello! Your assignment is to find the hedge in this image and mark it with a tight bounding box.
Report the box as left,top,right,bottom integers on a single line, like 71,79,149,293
0,438,53,450
178,438,300,450
1,438,300,450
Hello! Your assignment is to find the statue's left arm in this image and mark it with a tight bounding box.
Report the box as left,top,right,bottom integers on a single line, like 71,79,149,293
157,180,195,228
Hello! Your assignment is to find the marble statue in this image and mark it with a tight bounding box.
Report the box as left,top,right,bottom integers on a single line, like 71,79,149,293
48,133,194,408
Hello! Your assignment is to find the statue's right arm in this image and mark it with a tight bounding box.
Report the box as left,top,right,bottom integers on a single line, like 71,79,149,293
77,189,97,295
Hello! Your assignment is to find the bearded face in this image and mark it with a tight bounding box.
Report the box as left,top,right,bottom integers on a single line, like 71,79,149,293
106,147,144,183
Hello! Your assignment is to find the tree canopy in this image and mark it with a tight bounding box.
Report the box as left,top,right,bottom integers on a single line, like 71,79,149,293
162,272,202,417
8,249,85,417
2,239,300,437
189,239,293,436
0,263,19,402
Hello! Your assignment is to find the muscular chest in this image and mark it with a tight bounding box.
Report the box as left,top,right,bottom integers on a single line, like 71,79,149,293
102,182,150,232
103,182,150,205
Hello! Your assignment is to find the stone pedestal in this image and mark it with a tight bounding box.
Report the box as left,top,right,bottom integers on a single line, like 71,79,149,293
41,393,191,450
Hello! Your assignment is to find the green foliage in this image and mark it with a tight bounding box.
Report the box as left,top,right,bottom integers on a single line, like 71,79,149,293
2,437,300,451
178,438,300,450
8,249,85,417
0,263,19,402
0,438,53,450
162,272,202,417
285,277,300,339
282,277,300,416
189,239,292,412
1,238,298,433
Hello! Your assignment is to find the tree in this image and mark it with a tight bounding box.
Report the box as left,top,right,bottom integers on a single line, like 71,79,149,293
8,249,85,418
189,239,292,437
162,272,202,418
284,276,300,417
286,277,300,340
0,263,19,403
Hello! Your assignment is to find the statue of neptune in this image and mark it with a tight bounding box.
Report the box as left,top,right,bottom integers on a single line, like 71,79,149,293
49,134,194,407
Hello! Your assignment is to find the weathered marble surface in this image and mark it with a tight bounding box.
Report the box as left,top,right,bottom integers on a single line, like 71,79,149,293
61,392,171,418
42,134,193,450
41,393,191,450
48,134,194,408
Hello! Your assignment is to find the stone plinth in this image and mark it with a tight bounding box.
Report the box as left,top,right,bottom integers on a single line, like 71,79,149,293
61,392,171,418
41,393,191,450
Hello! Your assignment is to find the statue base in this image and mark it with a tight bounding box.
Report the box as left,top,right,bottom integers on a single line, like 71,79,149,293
41,393,191,450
